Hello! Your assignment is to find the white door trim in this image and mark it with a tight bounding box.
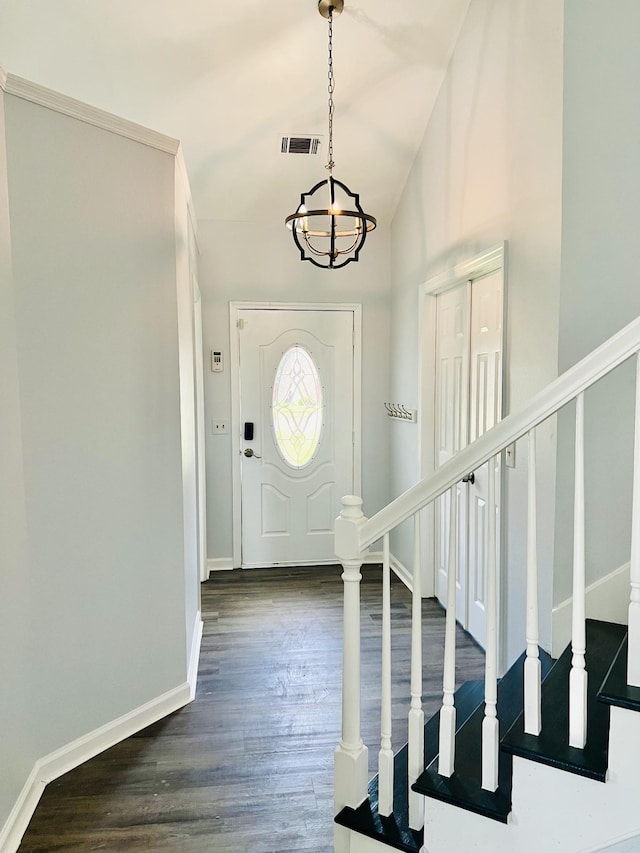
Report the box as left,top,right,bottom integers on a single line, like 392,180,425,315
229,301,362,568
418,244,508,660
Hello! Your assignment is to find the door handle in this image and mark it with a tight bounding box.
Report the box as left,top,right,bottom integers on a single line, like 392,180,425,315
462,472,475,484
244,448,262,458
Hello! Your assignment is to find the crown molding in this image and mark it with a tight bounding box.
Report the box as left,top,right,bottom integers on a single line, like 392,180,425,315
0,65,7,91
4,73,180,156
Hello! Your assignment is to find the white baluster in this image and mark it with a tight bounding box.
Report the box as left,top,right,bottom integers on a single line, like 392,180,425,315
569,393,588,748
334,496,369,827
438,486,458,776
629,353,640,687
524,430,542,735
482,456,499,792
378,533,394,815
408,513,425,830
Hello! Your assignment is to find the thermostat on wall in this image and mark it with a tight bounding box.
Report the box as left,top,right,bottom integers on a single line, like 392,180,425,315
211,350,223,372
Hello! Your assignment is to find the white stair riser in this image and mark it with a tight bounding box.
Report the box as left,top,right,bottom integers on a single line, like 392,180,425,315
417,706,640,853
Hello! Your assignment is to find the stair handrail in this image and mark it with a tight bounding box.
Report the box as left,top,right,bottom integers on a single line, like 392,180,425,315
353,314,640,555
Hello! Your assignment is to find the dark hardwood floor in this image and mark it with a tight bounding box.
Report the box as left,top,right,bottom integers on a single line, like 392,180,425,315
18,565,485,852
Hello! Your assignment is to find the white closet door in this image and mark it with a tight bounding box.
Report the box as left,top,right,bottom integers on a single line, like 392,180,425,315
434,270,503,648
467,271,503,646
435,284,470,623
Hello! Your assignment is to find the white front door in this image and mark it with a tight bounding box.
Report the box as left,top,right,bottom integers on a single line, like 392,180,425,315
237,307,355,567
435,270,503,648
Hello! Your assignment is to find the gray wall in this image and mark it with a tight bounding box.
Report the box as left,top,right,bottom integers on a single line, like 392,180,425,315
554,0,640,603
389,0,564,663
0,83,38,833
198,219,391,563
1,91,194,833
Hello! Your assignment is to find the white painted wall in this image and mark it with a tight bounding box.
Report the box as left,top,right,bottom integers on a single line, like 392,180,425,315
0,88,196,838
389,0,564,664
554,0,640,606
0,82,39,836
198,220,391,564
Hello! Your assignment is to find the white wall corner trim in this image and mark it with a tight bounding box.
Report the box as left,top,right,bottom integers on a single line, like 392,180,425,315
176,144,199,251
551,561,631,657
0,65,7,91
3,73,180,156
207,557,234,574
188,611,204,701
0,681,195,853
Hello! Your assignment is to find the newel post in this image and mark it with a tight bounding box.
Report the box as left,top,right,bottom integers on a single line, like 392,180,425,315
334,495,369,848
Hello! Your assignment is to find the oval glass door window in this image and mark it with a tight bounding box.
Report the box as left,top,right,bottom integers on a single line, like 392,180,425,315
272,345,324,468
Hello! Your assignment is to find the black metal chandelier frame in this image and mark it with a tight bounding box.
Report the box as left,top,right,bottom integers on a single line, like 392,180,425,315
285,0,376,270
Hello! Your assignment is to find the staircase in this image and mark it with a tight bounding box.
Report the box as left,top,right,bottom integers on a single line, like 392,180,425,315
332,316,640,853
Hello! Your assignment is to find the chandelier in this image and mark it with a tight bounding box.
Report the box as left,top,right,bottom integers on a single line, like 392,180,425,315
285,0,376,270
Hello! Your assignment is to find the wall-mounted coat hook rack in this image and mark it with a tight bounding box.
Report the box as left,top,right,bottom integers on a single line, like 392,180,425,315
384,402,418,423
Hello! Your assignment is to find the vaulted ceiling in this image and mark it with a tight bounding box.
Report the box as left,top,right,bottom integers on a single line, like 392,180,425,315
0,0,471,225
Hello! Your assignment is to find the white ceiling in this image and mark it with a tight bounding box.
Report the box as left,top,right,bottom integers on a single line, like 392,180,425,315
0,0,471,225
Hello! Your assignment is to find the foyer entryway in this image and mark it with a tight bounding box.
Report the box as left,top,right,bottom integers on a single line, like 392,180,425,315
16,566,484,851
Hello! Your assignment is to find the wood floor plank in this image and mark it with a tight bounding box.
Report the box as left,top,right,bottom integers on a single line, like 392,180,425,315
18,565,484,852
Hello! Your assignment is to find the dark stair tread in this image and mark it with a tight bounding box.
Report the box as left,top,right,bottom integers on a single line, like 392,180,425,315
334,679,484,853
599,634,640,713
502,619,627,782
412,648,554,824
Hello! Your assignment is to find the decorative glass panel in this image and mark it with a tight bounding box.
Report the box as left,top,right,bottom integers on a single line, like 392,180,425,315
272,346,323,469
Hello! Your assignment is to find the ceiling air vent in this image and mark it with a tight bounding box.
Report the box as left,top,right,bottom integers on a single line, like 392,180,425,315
281,135,322,155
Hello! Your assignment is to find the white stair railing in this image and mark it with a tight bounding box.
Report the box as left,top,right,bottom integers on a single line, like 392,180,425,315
408,514,425,830
334,496,369,823
378,533,394,815
481,457,499,792
334,313,640,828
629,353,640,687
438,486,458,777
569,393,588,749
524,428,542,736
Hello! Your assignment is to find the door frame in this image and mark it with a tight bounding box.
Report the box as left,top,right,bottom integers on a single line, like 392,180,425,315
418,244,508,659
229,301,362,568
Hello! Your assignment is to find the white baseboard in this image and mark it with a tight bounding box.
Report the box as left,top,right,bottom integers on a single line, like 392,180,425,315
364,550,413,593
0,764,46,853
552,561,630,657
390,554,413,592
206,557,234,574
363,551,383,565
0,615,203,853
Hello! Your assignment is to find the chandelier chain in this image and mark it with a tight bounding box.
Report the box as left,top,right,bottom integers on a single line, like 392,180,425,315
326,7,335,173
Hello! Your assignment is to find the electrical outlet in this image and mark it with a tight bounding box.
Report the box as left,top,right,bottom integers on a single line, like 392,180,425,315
212,420,228,434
